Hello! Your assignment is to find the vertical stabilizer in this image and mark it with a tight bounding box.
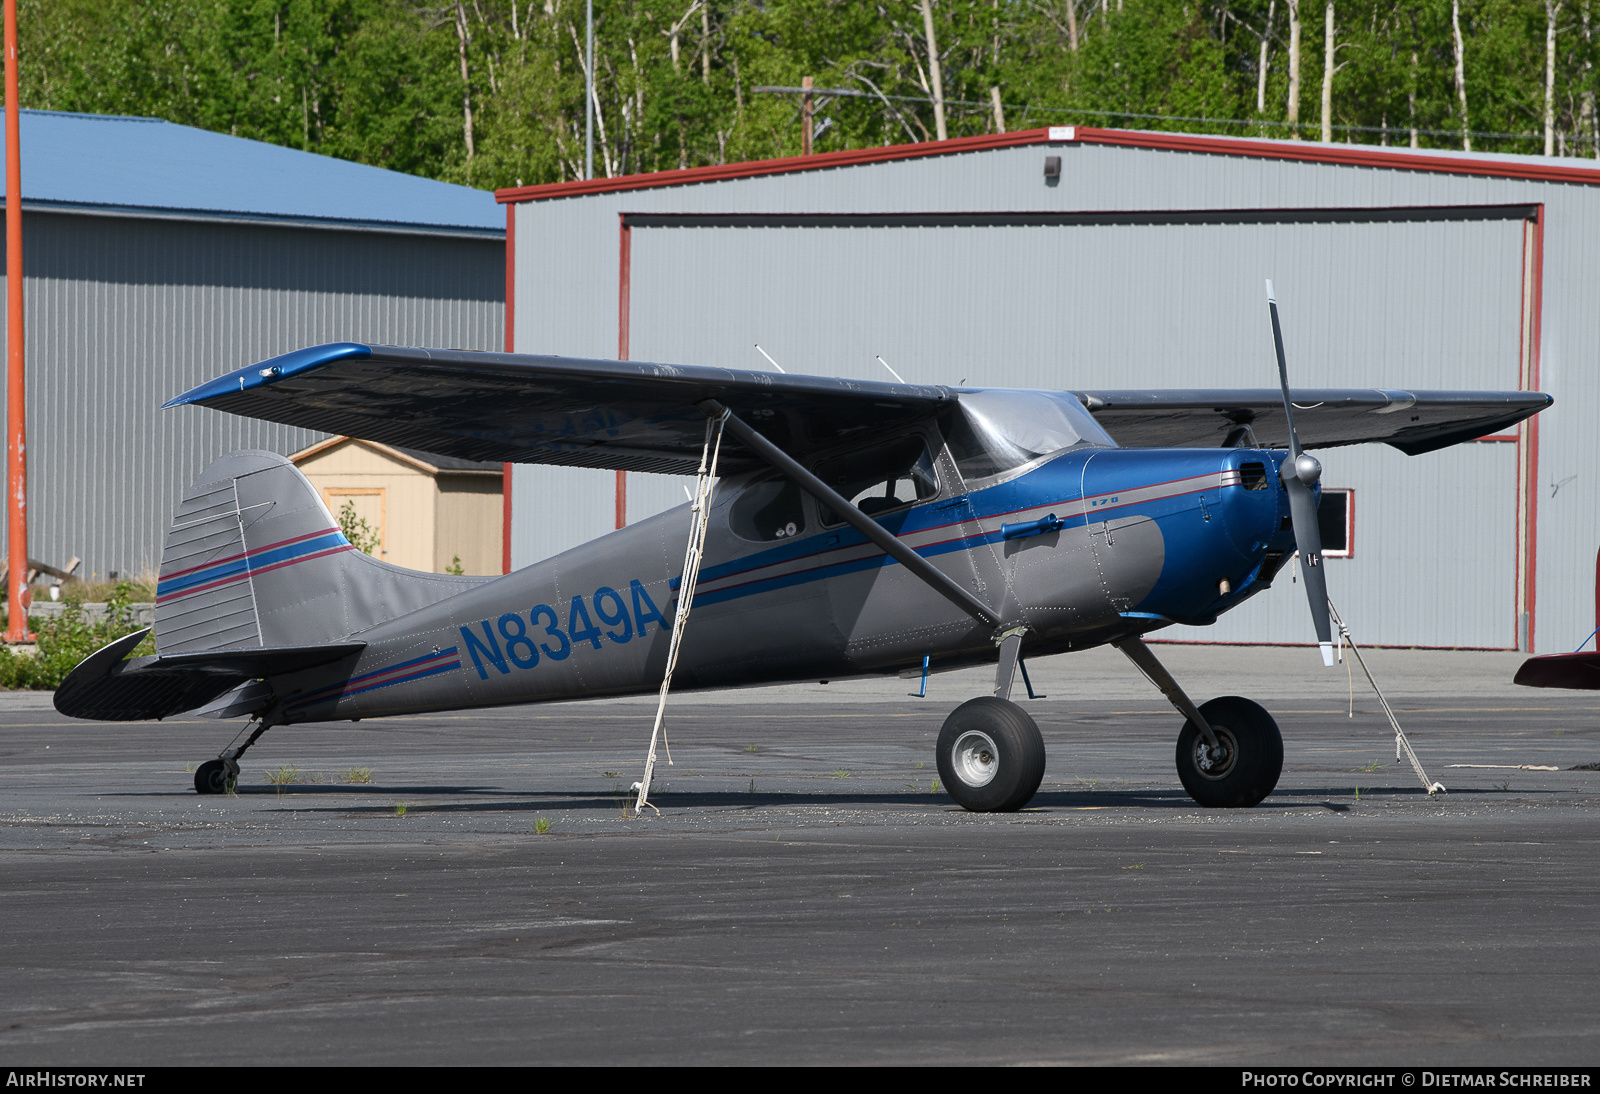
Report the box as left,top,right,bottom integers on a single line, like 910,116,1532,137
155,450,489,654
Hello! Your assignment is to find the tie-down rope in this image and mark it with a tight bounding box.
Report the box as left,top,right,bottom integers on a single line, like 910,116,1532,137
1328,596,1446,797
632,411,728,815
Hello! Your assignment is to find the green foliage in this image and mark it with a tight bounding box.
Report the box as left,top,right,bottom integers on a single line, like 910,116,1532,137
337,499,381,555
15,3,1600,190
445,555,465,575
0,581,155,690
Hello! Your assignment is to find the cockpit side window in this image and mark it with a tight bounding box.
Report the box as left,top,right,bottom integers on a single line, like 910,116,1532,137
729,477,806,542
812,436,939,527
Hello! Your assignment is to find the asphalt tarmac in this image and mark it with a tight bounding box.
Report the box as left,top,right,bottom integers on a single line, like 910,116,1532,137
2,644,1598,1066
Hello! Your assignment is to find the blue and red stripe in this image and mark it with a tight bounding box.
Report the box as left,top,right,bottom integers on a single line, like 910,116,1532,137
157,528,354,603
287,647,462,712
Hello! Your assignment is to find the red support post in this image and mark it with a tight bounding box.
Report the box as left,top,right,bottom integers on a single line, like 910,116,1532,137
501,201,515,574
4,0,27,642
615,215,631,530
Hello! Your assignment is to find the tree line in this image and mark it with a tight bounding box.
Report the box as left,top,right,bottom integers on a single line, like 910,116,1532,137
17,1,1599,192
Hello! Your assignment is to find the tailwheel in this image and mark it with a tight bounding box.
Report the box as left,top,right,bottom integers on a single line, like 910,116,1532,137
194,758,238,795
936,696,1046,813
1175,696,1282,807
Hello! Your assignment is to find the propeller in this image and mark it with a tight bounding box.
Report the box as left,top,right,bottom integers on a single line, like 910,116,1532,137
1265,280,1335,668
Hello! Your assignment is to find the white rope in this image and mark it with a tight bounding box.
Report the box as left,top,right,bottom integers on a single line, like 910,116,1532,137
1327,597,1446,796
632,411,727,815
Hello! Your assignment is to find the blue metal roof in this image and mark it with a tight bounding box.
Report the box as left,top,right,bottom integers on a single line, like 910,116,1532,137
1,110,502,236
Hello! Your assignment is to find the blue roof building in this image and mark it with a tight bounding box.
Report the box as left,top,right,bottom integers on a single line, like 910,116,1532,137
0,110,505,580
5,109,502,236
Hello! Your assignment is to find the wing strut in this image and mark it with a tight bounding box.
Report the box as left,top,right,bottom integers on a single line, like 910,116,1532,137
703,400,999,629
632,409,729,816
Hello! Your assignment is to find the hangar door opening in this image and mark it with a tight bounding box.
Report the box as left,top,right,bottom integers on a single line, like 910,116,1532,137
617,205,1540,649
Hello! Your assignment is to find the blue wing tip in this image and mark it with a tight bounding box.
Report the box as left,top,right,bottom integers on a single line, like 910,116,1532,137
163,342,373,410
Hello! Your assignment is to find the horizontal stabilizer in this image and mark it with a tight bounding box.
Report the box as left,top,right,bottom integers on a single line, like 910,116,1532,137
1513,652,1600,691
53,627,364,721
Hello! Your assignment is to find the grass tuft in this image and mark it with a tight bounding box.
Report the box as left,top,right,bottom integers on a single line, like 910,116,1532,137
534,816,551,834
264,766,301,794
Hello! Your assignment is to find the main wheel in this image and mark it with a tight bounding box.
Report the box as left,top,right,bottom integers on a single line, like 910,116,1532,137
1175,696,1282,807
194,759,231,795
936,696,1046,813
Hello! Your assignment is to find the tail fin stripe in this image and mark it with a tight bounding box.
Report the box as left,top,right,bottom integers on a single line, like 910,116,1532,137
159,525,340,585
158,533,351,602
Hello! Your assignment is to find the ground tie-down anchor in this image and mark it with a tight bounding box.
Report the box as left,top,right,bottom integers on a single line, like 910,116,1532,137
1328,597,1445,796
633,410,728,817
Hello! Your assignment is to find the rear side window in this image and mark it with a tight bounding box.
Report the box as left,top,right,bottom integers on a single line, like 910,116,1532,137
729,478,806,542
813,437,939,526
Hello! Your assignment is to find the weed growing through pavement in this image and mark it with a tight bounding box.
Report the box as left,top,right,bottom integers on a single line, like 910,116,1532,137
930,778,941,793
744,744,760,753
264,766,302,794
833,769,850,778
183,763,195,772
603,770,620,779
341,767,374,784
1358,760,1385,773
394,802,408,817
1496,780,1511,792
534,817,551,834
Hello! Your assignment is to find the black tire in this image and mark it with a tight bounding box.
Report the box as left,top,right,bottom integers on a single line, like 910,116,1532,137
1175,696,1282,807
936,696,1046,813
194,759,230,795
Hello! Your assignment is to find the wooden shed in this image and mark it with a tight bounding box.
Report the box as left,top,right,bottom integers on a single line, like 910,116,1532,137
289,438,504,575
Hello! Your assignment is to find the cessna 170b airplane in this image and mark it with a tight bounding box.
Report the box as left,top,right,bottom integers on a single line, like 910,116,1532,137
56,290,1550,813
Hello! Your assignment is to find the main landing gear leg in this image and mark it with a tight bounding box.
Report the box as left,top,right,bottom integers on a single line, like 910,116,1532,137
194,719,275,795
935,628,1047,814
1113,637,1283,808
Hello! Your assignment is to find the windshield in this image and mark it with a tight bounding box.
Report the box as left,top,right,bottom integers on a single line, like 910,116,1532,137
944,389,1115,481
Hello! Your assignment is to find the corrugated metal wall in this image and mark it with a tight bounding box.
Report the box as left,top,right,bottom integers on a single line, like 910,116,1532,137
511,140,1600,652
0,212,503,580
618,215,1524,648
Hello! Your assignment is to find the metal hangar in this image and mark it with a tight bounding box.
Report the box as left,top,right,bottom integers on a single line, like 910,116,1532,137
498,126,1598,654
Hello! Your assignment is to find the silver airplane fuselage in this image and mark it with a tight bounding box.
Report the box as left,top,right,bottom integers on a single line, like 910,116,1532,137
265,444,1294,725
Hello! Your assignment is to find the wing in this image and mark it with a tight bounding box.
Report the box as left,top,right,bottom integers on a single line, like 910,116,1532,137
1072,389,1551,455
163,343,952,476
165,344,1550,468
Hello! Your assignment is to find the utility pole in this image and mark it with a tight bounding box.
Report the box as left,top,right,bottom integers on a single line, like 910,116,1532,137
585,0,594,180
920,0,948,140
4,0,26,642
801,76,814,155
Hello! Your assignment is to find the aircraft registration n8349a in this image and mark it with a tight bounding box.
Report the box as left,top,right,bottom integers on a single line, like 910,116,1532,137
56,292,1550,813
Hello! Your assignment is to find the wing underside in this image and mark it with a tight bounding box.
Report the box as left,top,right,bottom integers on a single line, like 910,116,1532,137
164,344,1550,467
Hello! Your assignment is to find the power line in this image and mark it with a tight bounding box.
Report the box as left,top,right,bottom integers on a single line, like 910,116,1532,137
752,84,1598,150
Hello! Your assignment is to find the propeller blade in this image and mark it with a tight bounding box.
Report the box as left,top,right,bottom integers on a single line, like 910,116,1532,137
1266,280,1335,668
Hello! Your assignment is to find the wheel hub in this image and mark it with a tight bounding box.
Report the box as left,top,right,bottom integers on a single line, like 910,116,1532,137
1193,728,1238,779
951,730,1000,788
